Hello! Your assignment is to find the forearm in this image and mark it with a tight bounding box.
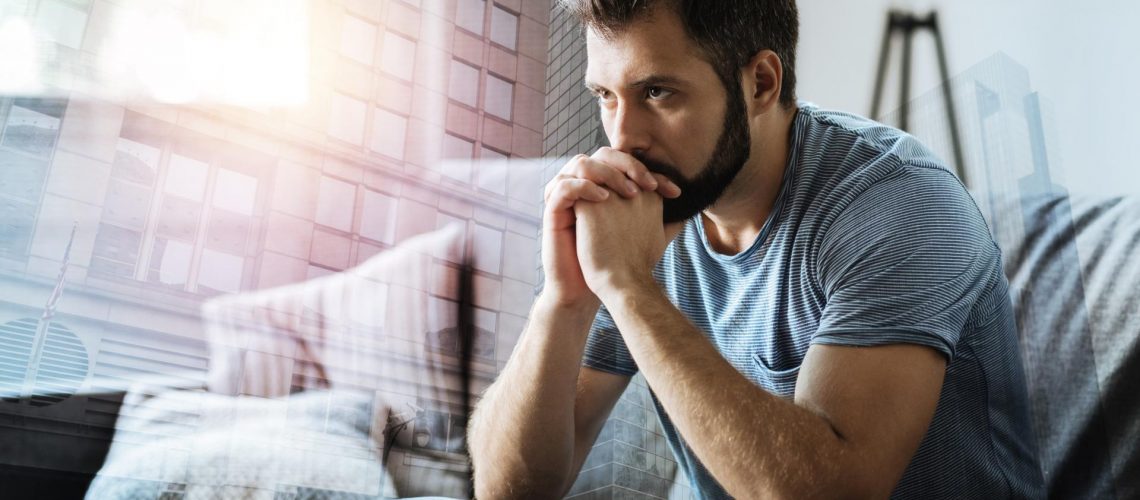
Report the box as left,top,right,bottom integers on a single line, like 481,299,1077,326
604,284,858,499
469,295,598,498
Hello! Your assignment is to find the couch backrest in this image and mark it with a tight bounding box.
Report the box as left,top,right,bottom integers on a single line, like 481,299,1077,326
992,191,1140,499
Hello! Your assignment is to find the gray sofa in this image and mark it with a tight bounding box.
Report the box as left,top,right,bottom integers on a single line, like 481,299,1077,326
999,192,1140,499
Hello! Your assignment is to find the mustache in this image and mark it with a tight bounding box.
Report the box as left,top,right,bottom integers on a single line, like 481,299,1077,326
633,154,688,188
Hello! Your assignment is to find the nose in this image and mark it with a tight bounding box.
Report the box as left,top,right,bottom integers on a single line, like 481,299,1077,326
604,101,651,156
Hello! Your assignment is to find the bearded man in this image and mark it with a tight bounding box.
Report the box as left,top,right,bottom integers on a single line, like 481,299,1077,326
468,1,1044,498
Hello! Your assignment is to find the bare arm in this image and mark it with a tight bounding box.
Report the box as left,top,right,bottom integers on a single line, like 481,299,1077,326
469,149,672,498
603,282,945,499
468,296,630,498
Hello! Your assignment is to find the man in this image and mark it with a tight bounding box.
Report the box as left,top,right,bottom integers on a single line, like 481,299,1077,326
468,1,1043,498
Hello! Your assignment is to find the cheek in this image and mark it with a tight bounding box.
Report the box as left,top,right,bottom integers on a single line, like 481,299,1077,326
665,113,721,167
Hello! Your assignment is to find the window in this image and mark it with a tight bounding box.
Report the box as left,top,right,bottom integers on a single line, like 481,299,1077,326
472,223,502,274
315,176,356,232
33,0,88,50
89,116,269,294
328,93,367,145
206,207,250,254
212,168,258,216
484,74,513,120
0,97,66,260
489,6,518,50
371,108,407,159
455,0,485,35
112,137,161,185
380,32,416,81
360,190,398,244
198,248,244,293
477,147,507,195
90,223,143,279
2,98,65,158
340,15,377,65
441,134,474,183
435,212,466,262
448,60,480,107
147,238,193,287
91,134,159,277
164,153,210,201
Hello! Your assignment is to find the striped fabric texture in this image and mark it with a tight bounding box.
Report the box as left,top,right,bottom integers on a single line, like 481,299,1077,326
582,103,1044,499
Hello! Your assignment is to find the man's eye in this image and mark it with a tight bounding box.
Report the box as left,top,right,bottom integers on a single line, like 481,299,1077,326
646,87,673,100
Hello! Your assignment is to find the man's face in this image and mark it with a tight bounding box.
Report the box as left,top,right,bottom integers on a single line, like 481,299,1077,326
584,7,752,223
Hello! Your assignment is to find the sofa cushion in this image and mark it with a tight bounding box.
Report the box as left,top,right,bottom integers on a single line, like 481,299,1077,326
996,192,1140,499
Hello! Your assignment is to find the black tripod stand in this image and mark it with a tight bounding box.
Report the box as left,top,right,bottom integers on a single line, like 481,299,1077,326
870,10,968,187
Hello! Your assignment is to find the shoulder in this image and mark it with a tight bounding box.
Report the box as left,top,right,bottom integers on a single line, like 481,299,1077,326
788,103,980,237
796,103,946,171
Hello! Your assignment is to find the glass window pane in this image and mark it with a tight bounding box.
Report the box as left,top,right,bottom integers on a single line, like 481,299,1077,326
90,223,141,279
2,100,64,157
199,249,244,293
147,238,194,287
165,153,210,201
33,0,87,50
112,138,160,185
441,134,473,183
316,176,356,231
370,108,407,159
213,168,258,215
360,189,398,244
448,60,479,107
0,155,49,203
340,15,376,65
435,212,466,262
484,74,513,120
0,198,37,259
472,223,502,274
477,147,507,195
490,6,518,50
207,209,250,254
155,196,202,242
455,0,485,35
381,32,416,81
328,93,367,145
102,179,152,230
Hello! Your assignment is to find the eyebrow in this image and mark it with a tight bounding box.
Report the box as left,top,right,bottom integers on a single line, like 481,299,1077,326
584,75,687,93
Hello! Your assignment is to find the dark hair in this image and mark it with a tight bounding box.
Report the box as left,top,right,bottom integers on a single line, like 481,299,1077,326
560,0,799,108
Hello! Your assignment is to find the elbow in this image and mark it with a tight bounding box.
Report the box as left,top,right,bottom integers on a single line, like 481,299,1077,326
472,473,568,500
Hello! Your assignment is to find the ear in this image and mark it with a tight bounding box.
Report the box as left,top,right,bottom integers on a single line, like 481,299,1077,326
743,49,783,115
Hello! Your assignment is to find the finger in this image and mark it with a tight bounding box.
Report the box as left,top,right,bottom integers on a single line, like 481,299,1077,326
562,155,641,198
650,173,682,199
591,147,659,192
546,178,610,213
543,173,576,202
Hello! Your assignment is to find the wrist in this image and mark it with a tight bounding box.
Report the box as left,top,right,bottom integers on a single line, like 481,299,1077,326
535,291,601,323
593,269,660,307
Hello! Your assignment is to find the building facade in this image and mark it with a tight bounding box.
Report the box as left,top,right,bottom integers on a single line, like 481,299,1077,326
1,0,550,497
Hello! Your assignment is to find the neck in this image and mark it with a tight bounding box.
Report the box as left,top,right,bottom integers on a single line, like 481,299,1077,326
701,105,797,255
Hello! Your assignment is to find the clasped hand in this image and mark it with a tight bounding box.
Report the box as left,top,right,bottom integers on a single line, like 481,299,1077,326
541,147,683,307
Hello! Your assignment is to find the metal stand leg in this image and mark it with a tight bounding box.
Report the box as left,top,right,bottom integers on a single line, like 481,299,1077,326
868,10,968,187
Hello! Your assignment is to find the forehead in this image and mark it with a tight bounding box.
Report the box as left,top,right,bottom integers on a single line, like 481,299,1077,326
583,7,715,88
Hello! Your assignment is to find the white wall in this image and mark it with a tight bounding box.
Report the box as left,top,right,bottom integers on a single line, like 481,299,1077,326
797,0,1140,196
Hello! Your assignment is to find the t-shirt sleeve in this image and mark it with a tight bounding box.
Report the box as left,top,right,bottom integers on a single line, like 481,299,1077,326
581,304,639,376
814,165,1000,361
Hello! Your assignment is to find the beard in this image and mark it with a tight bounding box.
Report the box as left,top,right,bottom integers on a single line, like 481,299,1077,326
634,79,752,223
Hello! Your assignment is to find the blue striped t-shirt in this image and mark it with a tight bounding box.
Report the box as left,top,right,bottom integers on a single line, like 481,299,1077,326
582,102,1044,499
